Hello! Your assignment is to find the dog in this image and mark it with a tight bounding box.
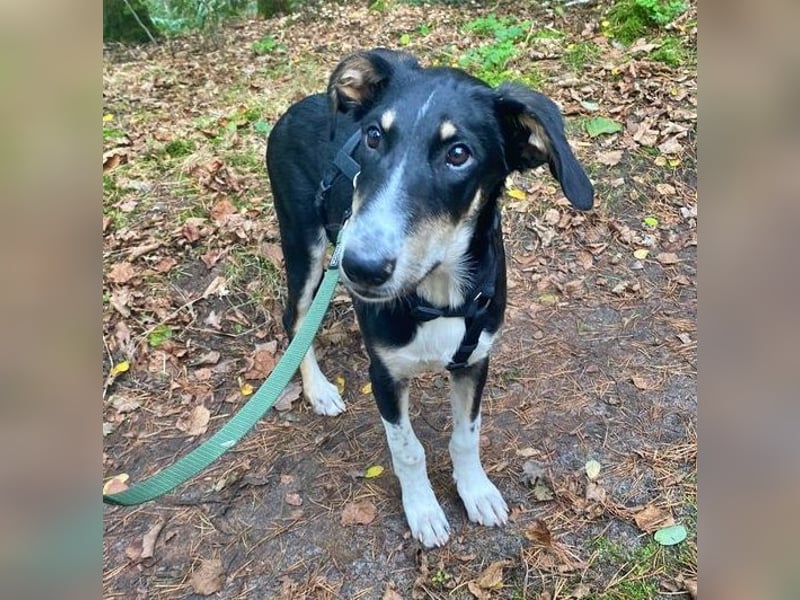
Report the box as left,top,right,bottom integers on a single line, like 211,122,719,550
266,48,593,548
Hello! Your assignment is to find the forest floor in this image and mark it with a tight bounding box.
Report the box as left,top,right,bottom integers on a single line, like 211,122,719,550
102,1,697,597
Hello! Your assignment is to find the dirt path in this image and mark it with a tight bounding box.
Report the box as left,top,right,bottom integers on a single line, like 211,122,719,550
103,1,696,597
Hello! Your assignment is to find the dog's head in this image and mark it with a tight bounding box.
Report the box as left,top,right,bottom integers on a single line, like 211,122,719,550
329,49,594,305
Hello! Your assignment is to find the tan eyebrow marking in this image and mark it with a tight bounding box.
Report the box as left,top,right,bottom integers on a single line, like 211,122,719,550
380,109,396,131
439,120,457,141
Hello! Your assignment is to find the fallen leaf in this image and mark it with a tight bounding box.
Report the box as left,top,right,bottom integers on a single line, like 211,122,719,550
532,480,555,502
176,404,211,436
360,381,373,395
364,465,384,479
110,361,130,377
676,333,692,345
643,216,659,228
191,558,224,596
633,504,675,533
656,252,680,265
585,116,622,137
141,520,164,561
261,242,283,266
110,393,140,414
684,577,697,599
340,500,377,526
202,275,228,298
210,196,237,223
474,560,509,589
654,524,687,546
240,382,254,396
382,584,404,600
153,257,177,273
285,492,303,506
244,346,276,380
631,375,654,390
205,310,222,329
633,248,649,260
274,381,301,411
656,183,677,196
103,473,129,495
585,482,606,503
523,519,552,546
335,375,346,395
507,188,526,200
571,583,591,599
596,150,623,166
201,248,224,269
584,459,602,480
107,262,137,284
181,219,203,243
193,350,221,366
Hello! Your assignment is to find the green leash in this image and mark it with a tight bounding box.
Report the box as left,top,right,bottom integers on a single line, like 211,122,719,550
103,235,346,506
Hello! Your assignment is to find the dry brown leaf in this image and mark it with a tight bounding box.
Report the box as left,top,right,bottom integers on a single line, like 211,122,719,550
176,404,210,436
191,558,224,596
656,252,680,265
210,196,237,223
244,345,277,380
570,583,591,599
193,350,221,366
274,381,302,412
110,393,140,414
523,519,552,546
596,150,623,166
201,248,224,269
202,275,227,298
585,482,607,503
153,257,177,273
631,375,654,390
340,500,377,526
382,585,404,600
141,520,165,561
107,262,137,284
285,492,303,506
633,504,675,533
467,581,490,600
474,560,509,590
181,218,204,243
684,578,697,599
261,242,284,266
103,473,129,495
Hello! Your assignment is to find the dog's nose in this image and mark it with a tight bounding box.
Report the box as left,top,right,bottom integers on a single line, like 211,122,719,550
341,252,396,287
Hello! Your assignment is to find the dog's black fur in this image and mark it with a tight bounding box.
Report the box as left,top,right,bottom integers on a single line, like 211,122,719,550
267,49,593,547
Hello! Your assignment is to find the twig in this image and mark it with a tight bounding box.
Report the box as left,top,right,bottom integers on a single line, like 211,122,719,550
121,0,157,44
563,0,597,7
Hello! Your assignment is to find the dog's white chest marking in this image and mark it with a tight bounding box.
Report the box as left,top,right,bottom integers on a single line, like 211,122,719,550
378,317,496,378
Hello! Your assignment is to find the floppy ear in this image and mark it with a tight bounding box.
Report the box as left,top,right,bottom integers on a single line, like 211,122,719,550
495,82,594,211
328,48,419,116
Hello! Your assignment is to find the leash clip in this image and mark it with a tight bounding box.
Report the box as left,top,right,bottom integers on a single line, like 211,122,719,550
329,218,349,269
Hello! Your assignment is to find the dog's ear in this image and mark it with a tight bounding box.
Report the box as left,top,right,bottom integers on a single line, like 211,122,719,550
495,82,594,211
328,49,419,115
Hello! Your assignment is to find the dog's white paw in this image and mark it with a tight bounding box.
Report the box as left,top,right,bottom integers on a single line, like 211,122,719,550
304,378,346,416
404,493,450,548
456,474,508,527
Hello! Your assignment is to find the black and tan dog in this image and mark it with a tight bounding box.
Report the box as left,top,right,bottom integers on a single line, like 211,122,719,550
267,49,593,547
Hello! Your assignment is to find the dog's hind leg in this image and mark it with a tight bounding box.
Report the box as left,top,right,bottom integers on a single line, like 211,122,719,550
284,228,345,416
449,358,508,527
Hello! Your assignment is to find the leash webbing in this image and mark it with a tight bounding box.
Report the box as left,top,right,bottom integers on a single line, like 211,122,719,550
103,238,346,506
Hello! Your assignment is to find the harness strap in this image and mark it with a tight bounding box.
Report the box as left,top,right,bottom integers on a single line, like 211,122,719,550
316,130,361,242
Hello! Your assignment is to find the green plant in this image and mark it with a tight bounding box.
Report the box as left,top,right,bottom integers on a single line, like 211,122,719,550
148,324,173,347
651,36,688,66
606,0,687,44
251,34,285,55
164,138,195,157
460,14,534,86
563,41,601,73
144,0,252,35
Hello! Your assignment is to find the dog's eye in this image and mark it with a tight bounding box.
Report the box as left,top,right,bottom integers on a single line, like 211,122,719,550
446,144,471,167
365,126,382,149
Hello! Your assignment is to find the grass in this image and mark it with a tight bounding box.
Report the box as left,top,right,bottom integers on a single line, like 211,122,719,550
459,14,545,87
225,246,284,306
651,36,691,66
563,41,601,73
605,0,688,45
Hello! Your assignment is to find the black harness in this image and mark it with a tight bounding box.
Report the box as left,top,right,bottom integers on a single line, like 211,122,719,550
316,131,499,371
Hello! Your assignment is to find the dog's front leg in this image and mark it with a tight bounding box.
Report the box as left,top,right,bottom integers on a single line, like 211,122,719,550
371,360,450,548
449,358,508,527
